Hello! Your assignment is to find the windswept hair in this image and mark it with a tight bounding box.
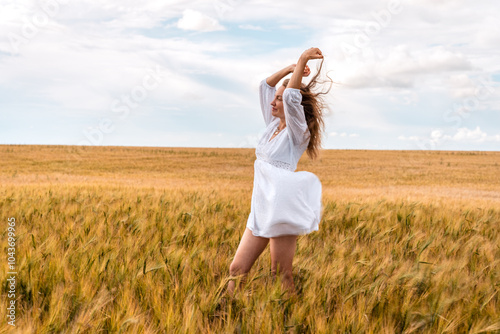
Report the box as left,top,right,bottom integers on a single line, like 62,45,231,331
283,59,332,161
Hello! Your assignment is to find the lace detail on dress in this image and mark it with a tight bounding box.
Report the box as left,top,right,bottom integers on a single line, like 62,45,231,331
267,160,293,171
256,152,294,171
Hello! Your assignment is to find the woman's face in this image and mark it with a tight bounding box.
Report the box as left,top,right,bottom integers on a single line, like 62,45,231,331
271,85,286,118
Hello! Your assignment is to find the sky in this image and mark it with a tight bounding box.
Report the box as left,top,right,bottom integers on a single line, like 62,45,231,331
1,0,499,151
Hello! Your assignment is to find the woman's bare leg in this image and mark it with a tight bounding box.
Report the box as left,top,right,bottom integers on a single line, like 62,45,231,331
270,234,298,293
227,228,269,295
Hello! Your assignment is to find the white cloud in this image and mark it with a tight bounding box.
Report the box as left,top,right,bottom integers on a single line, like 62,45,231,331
446,74,477,99
448,127,498,143
337,45,472,89
0,27,249,114
399,127,500,144
177,9,225,32
445,74,497,102
474,16,500,48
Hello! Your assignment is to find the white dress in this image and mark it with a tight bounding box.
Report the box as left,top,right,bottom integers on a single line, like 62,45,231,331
246,79,323,238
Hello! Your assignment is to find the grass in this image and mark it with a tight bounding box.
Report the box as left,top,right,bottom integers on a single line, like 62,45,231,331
0,144,499,333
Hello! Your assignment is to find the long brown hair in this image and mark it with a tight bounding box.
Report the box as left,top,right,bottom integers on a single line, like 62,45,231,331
283,59,332,160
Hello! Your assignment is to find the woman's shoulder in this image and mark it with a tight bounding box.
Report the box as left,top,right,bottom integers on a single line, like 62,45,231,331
283,87,302,104
260,78,276,92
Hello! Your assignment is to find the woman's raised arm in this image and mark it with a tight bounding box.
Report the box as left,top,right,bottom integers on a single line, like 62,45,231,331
266,64,295,87
266,64,310,87
287,47,323,89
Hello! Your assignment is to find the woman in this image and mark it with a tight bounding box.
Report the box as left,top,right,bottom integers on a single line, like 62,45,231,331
227,47,331,295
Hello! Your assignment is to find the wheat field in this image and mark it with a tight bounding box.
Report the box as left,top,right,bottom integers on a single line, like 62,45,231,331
0,144,499,333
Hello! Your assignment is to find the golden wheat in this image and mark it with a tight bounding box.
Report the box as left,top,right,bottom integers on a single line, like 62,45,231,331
0,145,499,333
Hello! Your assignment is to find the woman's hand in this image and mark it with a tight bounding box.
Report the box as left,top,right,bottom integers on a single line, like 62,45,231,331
289,64,311,77
287,48,322,89
300,47,324,61
303,64,311,77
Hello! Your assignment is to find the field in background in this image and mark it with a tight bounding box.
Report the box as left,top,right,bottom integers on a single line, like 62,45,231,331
0,145,499,333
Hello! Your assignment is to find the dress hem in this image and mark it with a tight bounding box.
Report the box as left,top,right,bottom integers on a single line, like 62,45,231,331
246,224,319,238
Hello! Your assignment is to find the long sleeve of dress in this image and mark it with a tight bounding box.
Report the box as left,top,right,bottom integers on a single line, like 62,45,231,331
259,79,277,126
283,88,310,147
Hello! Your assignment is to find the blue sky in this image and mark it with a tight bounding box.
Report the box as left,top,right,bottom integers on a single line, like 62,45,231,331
1,0,499,150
